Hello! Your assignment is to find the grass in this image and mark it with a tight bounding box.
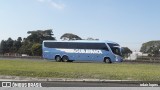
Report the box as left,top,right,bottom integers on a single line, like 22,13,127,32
0,59,160,81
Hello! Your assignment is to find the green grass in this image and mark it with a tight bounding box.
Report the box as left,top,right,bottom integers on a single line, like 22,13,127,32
0,59,160,81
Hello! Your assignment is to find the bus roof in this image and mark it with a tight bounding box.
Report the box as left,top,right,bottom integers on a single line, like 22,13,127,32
43,40,118,44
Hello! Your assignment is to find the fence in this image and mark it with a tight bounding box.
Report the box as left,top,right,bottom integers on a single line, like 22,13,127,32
124,56,160,63
136,56,160,62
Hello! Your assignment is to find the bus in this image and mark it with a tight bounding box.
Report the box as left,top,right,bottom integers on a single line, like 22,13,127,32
42,40,123,63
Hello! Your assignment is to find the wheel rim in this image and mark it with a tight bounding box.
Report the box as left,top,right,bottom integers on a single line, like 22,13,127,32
56,56,61,62
63,56,68,62
105,58,111,63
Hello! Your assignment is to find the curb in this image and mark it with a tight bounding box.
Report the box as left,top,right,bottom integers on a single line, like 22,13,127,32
0,75,133,82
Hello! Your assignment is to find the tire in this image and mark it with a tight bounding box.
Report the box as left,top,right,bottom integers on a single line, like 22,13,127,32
104,57,112,63
62,55,69,62
68,60,73,62
55,55,61,62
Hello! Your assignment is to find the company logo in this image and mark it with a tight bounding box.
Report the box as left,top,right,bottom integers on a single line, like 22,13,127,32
1,82,42,87
2,82,11,87
58,49,103,54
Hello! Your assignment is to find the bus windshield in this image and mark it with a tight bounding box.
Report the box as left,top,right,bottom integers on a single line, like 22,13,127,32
107,43,122,56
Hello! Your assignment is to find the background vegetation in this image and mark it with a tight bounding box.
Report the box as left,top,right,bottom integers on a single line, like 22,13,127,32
1,31,160,57
0,29,55,56
140,41,160,56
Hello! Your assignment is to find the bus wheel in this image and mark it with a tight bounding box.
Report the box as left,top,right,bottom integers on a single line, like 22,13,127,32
55,55,61,62
68,60,73,62
62,55,69,62
104,57,112,63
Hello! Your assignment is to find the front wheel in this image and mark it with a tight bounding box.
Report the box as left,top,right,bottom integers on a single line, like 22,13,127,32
104,57,112,63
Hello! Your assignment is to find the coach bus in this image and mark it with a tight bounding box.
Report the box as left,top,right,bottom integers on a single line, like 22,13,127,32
42,40,123,63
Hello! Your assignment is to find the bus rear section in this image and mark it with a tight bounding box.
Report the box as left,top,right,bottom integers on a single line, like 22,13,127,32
42,40,123,63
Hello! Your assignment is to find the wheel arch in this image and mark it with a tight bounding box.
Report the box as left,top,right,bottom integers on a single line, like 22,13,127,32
55,54,62,59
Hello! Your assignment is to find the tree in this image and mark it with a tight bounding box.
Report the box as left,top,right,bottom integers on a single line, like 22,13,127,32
0,37,22,55
6,38,14,53
0,40,7,54
86,37,99,40
13,40,21,53
17,37,22,42
31,43,42,56
121,47,132,58
19,29,55,56
27,29,55,43
18,41,33,56
60,33,82,40
140,41,160,56
0,29,55,56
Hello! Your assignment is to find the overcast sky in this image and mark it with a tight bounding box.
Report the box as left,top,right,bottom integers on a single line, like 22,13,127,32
0,0,160,51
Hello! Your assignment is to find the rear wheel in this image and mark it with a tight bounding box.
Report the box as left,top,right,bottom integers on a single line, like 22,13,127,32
104,57,112,63
55,55,61,62
62,55,69,62
68,60,73,62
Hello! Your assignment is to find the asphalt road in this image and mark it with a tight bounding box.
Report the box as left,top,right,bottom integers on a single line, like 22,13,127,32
41,81,140,87
1,79,159,87
0,81,150,87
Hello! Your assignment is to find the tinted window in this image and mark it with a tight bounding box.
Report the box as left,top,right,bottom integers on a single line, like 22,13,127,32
44,42,109,50
77,43,86,49
60,42,69,48
68,43,77,48
44,42,59,48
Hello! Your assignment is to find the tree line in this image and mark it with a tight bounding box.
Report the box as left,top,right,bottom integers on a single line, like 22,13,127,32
140,40,160,56
0,29,55,56
0,29,133,57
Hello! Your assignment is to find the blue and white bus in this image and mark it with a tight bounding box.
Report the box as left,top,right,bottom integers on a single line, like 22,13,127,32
42,40,123,63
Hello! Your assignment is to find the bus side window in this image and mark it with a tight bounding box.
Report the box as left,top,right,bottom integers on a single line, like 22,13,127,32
99,43,109,51
60,42,68,48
